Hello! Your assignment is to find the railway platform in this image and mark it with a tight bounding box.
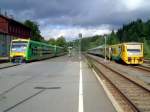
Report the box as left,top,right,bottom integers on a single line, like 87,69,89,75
0,63,19,69
0,54,116,112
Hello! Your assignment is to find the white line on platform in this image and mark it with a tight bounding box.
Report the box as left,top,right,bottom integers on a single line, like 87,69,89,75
78,61,84,112
92,68,124,112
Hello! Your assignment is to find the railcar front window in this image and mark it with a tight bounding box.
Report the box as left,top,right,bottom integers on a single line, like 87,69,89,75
11,42,27,52
126,44,142,56
127,49,140,52
127,48,142,56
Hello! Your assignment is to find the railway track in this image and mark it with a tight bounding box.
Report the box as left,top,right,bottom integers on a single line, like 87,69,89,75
86,54,150,112
132,65,150,73
144,59,150,64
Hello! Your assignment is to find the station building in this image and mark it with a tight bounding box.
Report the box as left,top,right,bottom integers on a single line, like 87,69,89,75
0,14,31,60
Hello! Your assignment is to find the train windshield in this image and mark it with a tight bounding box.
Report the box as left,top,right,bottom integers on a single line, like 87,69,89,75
11,41,28,52
126,44,142,56
127,49,141,52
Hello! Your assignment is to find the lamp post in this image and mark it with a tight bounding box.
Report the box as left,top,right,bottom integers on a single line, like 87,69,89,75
79,33,82,58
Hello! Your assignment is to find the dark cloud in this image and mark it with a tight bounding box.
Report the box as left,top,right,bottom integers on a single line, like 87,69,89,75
1,0,150,26
0,0,150,39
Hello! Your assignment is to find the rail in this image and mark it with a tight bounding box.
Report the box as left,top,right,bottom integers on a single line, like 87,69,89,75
85,54,150,112
133,65,150,73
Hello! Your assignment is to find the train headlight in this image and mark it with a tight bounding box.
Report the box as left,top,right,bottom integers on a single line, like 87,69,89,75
128,57,131,61
22,47,26,50
139,57,143,61
12,48,16,51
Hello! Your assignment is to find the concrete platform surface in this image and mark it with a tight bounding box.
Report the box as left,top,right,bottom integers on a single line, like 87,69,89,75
0,63,19,69
0,54,116,112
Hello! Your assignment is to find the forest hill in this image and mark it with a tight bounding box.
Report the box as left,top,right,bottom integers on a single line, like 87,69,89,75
70,19,150,58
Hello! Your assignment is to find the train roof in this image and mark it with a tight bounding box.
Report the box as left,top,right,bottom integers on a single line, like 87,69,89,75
110,42,143,46
88,42,143,50
12,38,30,42
123,42,143,44
12,38,64,49
88,45,106,50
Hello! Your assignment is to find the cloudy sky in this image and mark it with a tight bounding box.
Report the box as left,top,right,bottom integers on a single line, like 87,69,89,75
0,0,150,40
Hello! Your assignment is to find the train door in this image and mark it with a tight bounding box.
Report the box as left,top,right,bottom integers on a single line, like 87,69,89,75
118,45,121,56
111,46,116,60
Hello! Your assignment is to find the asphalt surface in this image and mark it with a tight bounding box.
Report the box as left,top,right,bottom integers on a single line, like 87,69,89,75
0,54,116,112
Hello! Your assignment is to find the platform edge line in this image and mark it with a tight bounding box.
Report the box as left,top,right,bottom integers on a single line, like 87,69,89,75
78,61,84,112
92,68,124,112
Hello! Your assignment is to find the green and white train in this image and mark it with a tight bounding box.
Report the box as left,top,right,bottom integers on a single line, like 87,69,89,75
10,39,65,62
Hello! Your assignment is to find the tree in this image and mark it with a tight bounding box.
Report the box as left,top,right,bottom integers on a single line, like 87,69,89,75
107,31,119,45
56,36,67,47
68,19,150,57
24,20,43,41
143,38,150,58
48,38,56,45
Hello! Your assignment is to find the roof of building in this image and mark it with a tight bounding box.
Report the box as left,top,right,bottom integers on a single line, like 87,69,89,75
0,14,31,30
